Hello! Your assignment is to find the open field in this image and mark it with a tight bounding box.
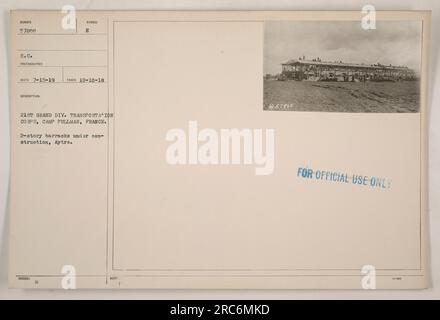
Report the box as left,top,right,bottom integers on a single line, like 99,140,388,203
263,80,420,113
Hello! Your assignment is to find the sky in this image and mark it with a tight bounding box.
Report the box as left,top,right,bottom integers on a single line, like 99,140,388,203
264,21,422,75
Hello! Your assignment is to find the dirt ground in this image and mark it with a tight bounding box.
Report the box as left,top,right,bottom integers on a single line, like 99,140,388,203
263,80,420,113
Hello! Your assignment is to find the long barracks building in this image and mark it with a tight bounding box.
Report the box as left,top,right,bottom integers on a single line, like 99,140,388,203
279,57,418,82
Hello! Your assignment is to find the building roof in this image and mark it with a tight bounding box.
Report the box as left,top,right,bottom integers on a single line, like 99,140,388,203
282,59,411,71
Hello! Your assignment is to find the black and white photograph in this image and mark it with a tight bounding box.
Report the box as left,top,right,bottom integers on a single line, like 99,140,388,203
264,21,422,112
